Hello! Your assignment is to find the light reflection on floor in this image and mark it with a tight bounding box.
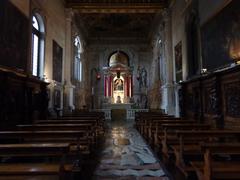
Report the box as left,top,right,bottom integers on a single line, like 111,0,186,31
94,125,169,180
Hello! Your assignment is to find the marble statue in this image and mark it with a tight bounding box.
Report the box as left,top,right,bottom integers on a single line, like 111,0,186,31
139,67,147,89
116,96,122,103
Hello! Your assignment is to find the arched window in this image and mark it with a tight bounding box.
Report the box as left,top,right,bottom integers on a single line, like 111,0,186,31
74,36,82,82
31,13,45,77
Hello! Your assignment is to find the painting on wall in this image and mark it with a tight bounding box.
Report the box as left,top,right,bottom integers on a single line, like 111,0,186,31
201,0,240,71
0,0,29,71
114,79,124,91
52,40,63,82
175,41,183,83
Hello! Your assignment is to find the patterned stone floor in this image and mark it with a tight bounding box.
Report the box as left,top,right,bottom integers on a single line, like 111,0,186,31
93,125,169,180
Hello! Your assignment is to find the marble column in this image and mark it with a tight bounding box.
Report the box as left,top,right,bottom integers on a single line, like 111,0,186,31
64,8,75,112
162,9,175,115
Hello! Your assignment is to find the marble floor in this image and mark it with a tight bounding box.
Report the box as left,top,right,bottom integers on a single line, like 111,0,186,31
93,124,170,180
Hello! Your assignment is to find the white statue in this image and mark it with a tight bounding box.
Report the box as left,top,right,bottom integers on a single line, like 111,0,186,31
116,96,122,103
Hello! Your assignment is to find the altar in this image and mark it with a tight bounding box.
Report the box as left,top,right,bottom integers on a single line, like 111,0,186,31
102,103,133,122
101,51,134,121
103,51,133,104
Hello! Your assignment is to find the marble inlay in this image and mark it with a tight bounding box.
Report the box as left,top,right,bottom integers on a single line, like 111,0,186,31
94,126,169,179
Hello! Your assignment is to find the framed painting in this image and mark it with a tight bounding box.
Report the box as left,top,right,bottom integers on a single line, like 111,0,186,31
0,0,29,71
201,1,240,71
175,41,183,83
52,40,63,82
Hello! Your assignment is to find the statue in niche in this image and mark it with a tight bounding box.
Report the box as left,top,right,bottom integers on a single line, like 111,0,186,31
114,79,123,91
139,67,147,89
116,96,122,103
141,94,148,109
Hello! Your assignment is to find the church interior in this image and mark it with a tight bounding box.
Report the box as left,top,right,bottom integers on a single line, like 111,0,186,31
1,0,240,179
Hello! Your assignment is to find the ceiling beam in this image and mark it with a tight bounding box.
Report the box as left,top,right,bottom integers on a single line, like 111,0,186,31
66,3,166,13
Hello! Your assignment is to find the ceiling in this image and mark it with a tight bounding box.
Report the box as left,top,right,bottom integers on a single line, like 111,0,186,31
65,0,168,40
74,13,156,38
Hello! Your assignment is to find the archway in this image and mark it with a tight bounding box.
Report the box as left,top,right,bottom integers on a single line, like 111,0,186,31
103,51,133,104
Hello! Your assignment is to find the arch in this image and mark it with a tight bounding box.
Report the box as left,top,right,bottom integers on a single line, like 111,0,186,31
33,12,45,33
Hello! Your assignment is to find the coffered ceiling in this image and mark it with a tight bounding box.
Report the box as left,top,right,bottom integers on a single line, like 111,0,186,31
74,13,156,38
65,0,168,40
65,0,168,13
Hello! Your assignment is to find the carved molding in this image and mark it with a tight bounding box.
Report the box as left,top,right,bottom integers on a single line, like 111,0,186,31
224,82,240,118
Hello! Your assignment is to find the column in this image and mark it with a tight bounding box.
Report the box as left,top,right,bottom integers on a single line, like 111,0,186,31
123,75,127,102
64,8,75,112
108,75,112,97
104,75,107,97
130,75,133,97
126,76,130,97
162,9,175,115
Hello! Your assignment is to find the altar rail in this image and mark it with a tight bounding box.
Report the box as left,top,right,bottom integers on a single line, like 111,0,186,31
127,109,149,120
92,109,148,121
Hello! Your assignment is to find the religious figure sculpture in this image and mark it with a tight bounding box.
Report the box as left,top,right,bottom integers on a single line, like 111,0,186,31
139,67,147,89
116,96,122,103
141,68,147,87
114,79,123,91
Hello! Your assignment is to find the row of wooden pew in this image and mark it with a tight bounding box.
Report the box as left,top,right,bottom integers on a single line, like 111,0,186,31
0,111,105,180
135,112,240,180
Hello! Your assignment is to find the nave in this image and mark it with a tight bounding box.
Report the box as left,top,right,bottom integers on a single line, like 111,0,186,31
1,0,240,179
94,125,169,179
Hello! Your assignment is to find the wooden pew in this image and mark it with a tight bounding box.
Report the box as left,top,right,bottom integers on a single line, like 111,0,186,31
17,123,97,146
59,112,105,121
0,143,76,180
35,119,98,124
135,111,172,129
63,111,104,118
170,130,240,176
17,123,94,131
0,131,91,153
137,116,181,137
159,124,211,155
191,143,240,180
141,117,183,138
34,119,105,136
147,119,195,145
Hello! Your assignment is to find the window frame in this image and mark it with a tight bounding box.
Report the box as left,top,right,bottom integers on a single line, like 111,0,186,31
74,36,82,82
31,13,45,78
